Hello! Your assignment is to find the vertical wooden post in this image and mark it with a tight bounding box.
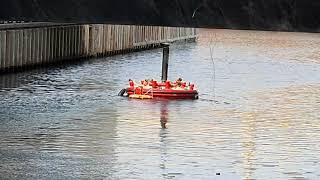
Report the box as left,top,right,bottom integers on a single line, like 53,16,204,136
161,44,170,82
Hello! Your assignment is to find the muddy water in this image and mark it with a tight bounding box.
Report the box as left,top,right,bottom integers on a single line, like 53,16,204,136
0,29,319,179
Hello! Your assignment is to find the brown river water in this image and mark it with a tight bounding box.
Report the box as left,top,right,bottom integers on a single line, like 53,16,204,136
0,29,319,179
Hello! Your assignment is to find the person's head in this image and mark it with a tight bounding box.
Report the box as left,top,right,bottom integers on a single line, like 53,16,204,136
177,77,182,81
143,79,148,85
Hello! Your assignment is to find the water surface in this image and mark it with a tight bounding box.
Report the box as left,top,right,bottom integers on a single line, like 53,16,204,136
0,29,319,179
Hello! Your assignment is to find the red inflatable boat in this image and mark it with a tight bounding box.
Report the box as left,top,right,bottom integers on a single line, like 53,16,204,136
118,45,198,100
119,79,199,99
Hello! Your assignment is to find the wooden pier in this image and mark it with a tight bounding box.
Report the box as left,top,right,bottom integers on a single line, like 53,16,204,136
0,24,196,72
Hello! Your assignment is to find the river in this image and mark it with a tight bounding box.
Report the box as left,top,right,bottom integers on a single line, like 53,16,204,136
0,29,319,179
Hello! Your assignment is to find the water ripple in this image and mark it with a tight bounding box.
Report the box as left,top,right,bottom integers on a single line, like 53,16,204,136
0,29,320,179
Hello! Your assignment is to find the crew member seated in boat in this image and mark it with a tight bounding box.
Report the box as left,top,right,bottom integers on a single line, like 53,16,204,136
175,77,183,87
150,79,158,88
134,86,142,94
128,79,135,87
170,77,185,90
142,79,152,89
143,79,148,86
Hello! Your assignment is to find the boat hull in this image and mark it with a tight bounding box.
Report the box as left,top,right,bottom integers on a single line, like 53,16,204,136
127,88,198,99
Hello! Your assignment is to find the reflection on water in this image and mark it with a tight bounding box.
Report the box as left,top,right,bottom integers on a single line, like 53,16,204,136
0,29,320,179
160,101,169,129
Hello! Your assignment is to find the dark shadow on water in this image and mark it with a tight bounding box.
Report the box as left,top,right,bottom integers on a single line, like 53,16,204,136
159,107,169,178
160,100,169,129
0,61,87,90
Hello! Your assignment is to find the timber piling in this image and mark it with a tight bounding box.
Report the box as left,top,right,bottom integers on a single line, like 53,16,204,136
0,24,196,73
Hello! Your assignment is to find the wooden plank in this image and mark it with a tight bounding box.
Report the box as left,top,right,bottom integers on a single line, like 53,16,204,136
0,31,4,69
17,30,23,67
39,28,44,64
